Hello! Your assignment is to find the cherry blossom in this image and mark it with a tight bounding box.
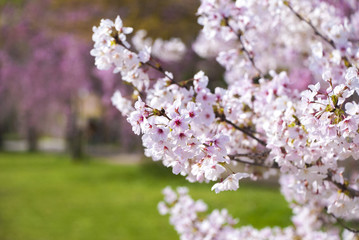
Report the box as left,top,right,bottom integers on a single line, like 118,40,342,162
91,0,359,237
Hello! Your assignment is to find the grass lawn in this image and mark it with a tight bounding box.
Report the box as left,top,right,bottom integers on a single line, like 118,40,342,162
0,152,292,240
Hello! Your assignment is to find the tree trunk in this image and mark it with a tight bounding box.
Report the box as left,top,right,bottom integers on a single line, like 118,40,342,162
71,127,84,160
27,127,38,152
66,110,85,161
0,124,4,151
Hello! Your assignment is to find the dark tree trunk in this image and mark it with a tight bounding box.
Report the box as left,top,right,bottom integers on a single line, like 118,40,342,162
0,124,4,151
27,127,38,152
70,127,84,160
66,110,85,161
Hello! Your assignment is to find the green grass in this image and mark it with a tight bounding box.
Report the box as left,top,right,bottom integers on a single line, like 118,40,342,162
0,152,292,240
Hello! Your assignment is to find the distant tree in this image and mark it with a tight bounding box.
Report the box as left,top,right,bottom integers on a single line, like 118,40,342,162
0,0,145,156
0,2,90,154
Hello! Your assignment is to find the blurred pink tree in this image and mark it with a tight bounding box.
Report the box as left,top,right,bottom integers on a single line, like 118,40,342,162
0,1,139,156
0,4,89,153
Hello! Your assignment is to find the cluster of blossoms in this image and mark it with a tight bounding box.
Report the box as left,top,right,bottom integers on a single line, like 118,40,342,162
158,187,357,240
91,0,359,238
132,30,186,62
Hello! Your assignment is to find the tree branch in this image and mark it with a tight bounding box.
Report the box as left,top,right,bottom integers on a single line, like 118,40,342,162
327,211,359,234
284,1,357,68
326,171,359,198
229,155,359,198
237,36,264,78
145,61,179,86
284,2,335,48
223,17,264,78
228,152,279,169
221,117,267,146
113,34,179,86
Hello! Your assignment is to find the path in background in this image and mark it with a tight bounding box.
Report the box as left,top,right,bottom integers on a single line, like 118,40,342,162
4,138,65,152
3,139,142,164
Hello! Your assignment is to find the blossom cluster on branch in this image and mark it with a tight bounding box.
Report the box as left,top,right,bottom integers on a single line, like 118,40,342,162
158,187,357,240
91,0,359,238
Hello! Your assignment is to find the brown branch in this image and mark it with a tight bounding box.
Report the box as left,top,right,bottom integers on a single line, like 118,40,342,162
220,117,267,146
228,152,279,169
349,38,359,43
326,171,359,198
123,81,145,98
145,61,179,86
330,180,359,198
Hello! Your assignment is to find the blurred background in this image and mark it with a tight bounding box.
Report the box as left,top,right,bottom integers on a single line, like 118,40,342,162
0,0,209,158
0,0,292,239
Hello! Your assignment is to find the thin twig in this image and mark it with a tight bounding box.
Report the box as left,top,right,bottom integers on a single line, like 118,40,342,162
284,2,356,68
113,34,179,86
222,118,267,146
284,2,335,48
223,17,264,77
145,61,179,86
228,152,278,169
123,81,145,98
237,36,264,77
327,211,359,234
